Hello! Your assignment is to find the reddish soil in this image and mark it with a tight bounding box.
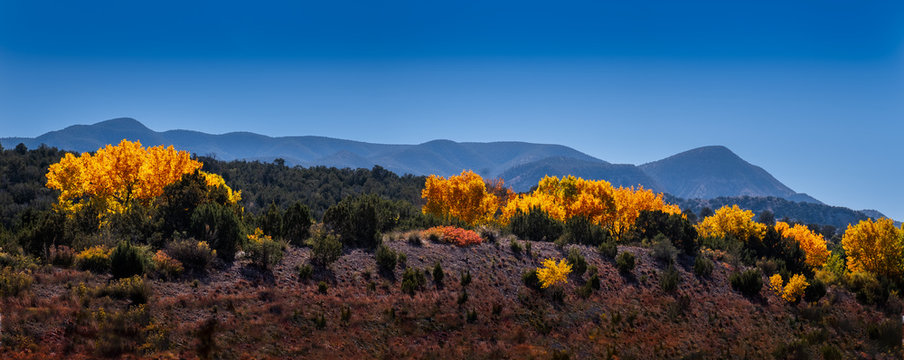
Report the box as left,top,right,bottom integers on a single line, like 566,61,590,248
1,236,900,359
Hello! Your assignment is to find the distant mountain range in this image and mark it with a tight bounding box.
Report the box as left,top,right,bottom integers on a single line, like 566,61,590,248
2,118,890,226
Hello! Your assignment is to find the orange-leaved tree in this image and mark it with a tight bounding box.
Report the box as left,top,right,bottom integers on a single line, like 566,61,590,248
696,205,766,241
841,218,904,279
421,170,499,226
46,139,239,215
775,221,830,270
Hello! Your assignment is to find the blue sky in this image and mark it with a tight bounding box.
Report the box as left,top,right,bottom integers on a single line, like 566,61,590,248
1,1,902,220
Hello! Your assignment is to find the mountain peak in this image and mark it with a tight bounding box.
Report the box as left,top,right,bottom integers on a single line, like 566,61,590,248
665,145,741,163
640,145,802,201
92,117,150,132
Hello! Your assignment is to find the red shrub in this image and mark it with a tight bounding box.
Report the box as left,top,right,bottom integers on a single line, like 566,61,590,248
423,226,483,246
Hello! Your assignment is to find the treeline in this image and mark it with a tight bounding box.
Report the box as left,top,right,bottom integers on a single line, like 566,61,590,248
671,195,870,235
198,157,426,218
0,143,68,228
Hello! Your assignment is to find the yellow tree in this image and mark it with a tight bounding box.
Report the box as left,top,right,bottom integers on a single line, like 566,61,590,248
775,221,830,270
500,175,617,226
537,258,572,288
610,185,682,239
421,170,499,226
696,205,766,241
46,139,238,215
841,218,904,279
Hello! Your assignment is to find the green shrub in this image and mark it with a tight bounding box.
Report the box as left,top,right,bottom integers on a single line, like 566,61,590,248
190,202,244,261
308,227,343,267
630,210,698,254
244,230,287,270
257,203,284,239
650,234,678,265
375,244,398,273
110,241,147,279
562,216,609,246
588,273,600,290
284,202,313,245
693,256,714,278
340,306,352,325
566,247,587,277
847,271,887,305
323,194,405,248
729,268,763,298
297,263,313,281
457,289,469,305
508,207,564,242
97,275,150,304
0,267,33,297
803,277,826,303
432,262,444,287
522,269,541,291
616,252,635,274
460,270,472,287
660,264,680,293
598,241,617,259
868,318,903,350
466,309,478,323
401,267,426,295
318,281,329,294
820,344,842,360
166,239,215,273
509,238,523,256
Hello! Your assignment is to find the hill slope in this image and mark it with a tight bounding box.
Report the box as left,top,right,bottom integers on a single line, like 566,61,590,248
7,239,899,358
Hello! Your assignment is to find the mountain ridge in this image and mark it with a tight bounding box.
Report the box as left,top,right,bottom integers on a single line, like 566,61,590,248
1,117,830,208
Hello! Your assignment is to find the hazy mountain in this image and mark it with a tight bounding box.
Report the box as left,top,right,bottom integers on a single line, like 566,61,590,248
640,146,821,204
499,156,661,192
4,118,825,207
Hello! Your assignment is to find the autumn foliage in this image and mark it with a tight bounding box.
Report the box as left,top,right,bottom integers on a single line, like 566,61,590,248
696,205,766,241
769,273,809,303
45,139,239,215
499,175,679,240
537,258,572,288
422,226,483,246
775,221,830,270
842,218,904,279
421,170,499,226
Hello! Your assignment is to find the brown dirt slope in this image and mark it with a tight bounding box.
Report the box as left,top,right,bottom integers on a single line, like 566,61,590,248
2,236,901,359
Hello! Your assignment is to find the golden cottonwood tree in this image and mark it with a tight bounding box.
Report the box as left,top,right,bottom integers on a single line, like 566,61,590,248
610,185,681,239
775,221,830,270
500,175,616,226
421,170,499,226
499,175,679,240
696,205,766,241
46,139,238,215
841,218,904,279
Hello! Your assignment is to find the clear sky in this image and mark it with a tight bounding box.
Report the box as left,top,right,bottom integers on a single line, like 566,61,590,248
1,1,902,219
